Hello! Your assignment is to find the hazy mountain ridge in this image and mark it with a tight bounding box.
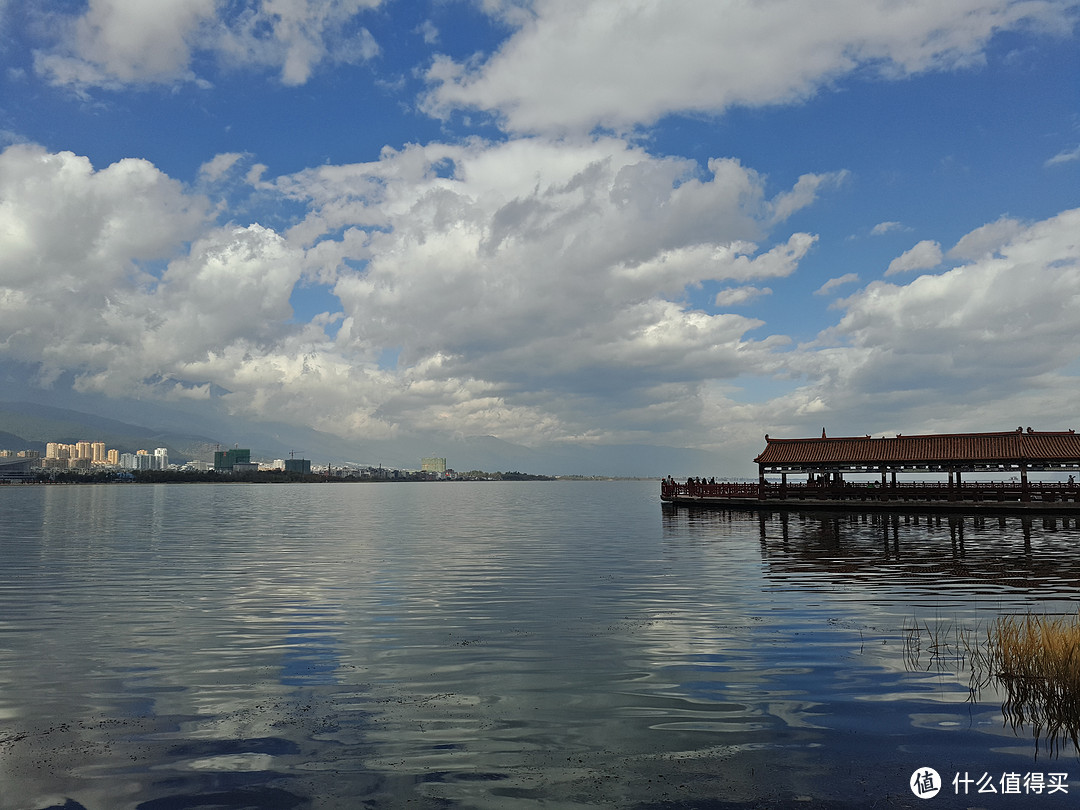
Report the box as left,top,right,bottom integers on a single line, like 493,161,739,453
0,430,45,454
0,399,718,476
0,402,220,461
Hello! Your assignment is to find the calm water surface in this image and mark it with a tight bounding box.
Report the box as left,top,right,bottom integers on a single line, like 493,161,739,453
1,481,1078,809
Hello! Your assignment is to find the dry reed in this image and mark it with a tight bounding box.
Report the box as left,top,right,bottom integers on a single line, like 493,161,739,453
905,611,1080,758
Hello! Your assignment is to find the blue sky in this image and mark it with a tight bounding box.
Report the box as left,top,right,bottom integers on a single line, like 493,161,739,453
1,0,1079,474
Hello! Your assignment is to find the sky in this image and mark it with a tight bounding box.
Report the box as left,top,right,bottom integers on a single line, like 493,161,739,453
0,0,1078,475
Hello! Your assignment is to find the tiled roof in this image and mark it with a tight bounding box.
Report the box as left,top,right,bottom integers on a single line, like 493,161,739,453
754,429,1080,467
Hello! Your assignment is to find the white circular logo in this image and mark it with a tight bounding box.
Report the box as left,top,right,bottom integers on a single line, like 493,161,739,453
910,767,941,799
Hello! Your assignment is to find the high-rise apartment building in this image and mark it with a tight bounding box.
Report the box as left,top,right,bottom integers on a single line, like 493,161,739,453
46,443,74,459
214,448,251,470
284,458,312,474
421,457,447,473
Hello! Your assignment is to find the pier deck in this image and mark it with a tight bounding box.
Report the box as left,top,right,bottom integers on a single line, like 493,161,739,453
660,480,1080,513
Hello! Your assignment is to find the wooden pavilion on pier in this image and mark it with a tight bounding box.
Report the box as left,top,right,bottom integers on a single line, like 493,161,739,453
661,427,1080,511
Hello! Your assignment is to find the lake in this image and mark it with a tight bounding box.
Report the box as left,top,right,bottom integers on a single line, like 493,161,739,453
1,481,1078,808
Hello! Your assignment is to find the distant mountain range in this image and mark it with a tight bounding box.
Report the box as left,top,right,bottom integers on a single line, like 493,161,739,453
0,399,720,477
0,401,222,462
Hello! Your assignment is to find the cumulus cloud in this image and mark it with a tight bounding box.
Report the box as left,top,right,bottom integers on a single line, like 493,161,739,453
871,221,904,235
269,140,833,443
32,0,383,89
785,208,1080,435
768,171,849,224
815,273,860,295
947,216,1025,260
618,232,818,293
0,139,829,448
198,152,247,183
3,140,1079,461
885,239,943,275
218,0,382,86
0,144,209,288
8,133,1077,461
33,0,215,87
0,143,210,380
292,140,814,411
423,0,1076,133
715,286,772,307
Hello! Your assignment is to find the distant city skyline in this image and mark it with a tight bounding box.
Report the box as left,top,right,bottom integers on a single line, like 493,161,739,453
37,441,170,471
0,2,1078,478
0,433,451,478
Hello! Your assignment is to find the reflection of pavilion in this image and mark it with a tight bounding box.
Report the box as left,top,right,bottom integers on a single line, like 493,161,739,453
752,510,1080,589
661,505,1080,588
662,428,1080,511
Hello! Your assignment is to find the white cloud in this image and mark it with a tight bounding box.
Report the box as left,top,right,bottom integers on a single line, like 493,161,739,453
33,0,216,87
218,0,382,86
768,171,849,224
417,20,439,45
309,140,804,387
3,142,1080,463
0,138,828,448
870,221,904,235
423,0,1076,134
0,143,211,380
619,232,818,292
786,208,1080,435
270,139,831,443
0,144,208,288
885,239,943,275
947,216,1025,260
715,286,772,307
815,273,860,295
1046,143,1080,166
198,152,246,183
32,0,384,89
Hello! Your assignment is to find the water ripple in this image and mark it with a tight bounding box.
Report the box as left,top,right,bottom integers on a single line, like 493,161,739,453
2,484,1078,807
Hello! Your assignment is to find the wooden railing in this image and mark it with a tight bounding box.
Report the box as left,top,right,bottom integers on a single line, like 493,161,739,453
661,481,759,499
661,479,1080,503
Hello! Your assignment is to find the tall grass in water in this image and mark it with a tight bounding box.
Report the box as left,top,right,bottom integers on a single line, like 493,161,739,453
906,612,1080,758
969,613,1080,758
904,617,968,673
